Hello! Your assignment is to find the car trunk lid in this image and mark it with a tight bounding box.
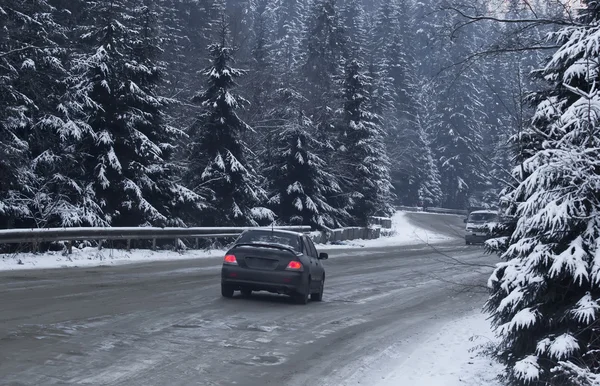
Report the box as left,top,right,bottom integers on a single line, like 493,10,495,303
231,244,298,271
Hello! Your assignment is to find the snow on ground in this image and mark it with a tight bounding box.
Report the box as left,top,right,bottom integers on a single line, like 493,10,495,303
375,311,503,386
318,211,453,249
0,247,226,271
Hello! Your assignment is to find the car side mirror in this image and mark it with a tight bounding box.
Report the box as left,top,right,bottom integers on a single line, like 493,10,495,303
463,218,467,223
318,252,328,260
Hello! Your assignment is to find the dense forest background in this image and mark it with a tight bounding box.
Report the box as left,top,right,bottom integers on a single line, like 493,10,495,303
0,0,557,229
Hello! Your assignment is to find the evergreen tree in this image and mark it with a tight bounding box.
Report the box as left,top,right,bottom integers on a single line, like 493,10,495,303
413,80,442,207
244,0,276,130
266,90,345,228
0,1,39,228
340,0,366,61
371,0,430,206
298,0,350,225
300,0,346,137
0,0,89,228
158,0,220,132
67,0,202,227
186,25,273,227
486,3,600,385
340,60,393,225
271,0,305,77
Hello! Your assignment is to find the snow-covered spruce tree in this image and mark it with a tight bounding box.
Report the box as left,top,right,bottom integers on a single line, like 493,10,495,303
370,0,431,206
340,0,367,61
159,0,221,132
68,0,202,227
299,0,350,225
186,28,273,227
0,1,43,228
271,0,305,76
339,60,393,225
299,0,347,141
0,0,92,229
244,0,276,141
266,90,345,229
413,80,443,207
486,3,600,385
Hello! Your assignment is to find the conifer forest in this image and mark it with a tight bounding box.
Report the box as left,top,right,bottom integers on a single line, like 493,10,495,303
1,0,537,231
6,1,600,385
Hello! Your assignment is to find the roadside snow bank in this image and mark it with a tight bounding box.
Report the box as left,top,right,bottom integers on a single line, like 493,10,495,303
318,211,453,249
0,247,225,271
376,311,502,386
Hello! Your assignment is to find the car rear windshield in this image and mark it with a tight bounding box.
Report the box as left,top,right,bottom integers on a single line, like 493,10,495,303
236,230,300,251
468,213,498,222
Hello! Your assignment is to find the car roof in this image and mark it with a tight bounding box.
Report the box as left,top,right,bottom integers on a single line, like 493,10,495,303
470,210,497,214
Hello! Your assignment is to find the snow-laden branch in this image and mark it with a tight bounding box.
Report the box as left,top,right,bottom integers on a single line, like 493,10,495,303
0,45,48,58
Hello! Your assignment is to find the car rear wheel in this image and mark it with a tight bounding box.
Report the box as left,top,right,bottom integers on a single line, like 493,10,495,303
311,278,324,302
241,288,252,297
295,290,309,304
294,280,310,305
221,284,234,298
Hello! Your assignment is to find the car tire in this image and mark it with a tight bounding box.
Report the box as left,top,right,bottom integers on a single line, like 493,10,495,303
295,290,309,304
241,288,252,297
311,278,324,302
221,284,234,298
295,280,310,305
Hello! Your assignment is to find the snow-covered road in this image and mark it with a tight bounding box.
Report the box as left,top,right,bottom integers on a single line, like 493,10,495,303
0,213,498,386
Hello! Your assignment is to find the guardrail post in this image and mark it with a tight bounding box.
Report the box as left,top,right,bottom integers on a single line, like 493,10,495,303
195,238,199,250
126,239,131,252
151,238,156,251
67,240,73,255
98,240,104,250
174,238,180,251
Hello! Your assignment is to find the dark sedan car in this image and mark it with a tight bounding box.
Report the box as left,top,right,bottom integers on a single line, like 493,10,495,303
221,229,328,304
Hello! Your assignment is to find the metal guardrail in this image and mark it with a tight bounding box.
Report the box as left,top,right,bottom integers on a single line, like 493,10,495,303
424,207,469,216
395,205,468,216
367,216,392,229
0,226,312,253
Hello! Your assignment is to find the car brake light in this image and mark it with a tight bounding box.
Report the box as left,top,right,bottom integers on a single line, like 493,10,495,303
224,254,237,265
286,261,303,270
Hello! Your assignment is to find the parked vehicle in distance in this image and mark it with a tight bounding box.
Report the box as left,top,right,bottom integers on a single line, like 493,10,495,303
464,210,499,245
220,229,328,304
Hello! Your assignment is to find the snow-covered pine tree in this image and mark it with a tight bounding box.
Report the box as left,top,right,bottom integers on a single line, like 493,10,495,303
68,0,202,227
266,90,345,228
370,0,430,206
299,0,346,141
418,0,489,210
340,60,393,225
0,1,46,228
486,3,600,385
244,0,276,136
187,23,273,227
340,0,367,61
299,0,350,225
158,0,221,132
413,80,442,207
0,0,90,228
271,0,305,77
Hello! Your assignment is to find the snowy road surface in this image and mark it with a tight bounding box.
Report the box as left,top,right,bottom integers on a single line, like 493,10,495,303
0,213,497,386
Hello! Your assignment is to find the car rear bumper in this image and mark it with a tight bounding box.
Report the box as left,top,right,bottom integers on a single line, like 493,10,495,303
221,266,307,294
